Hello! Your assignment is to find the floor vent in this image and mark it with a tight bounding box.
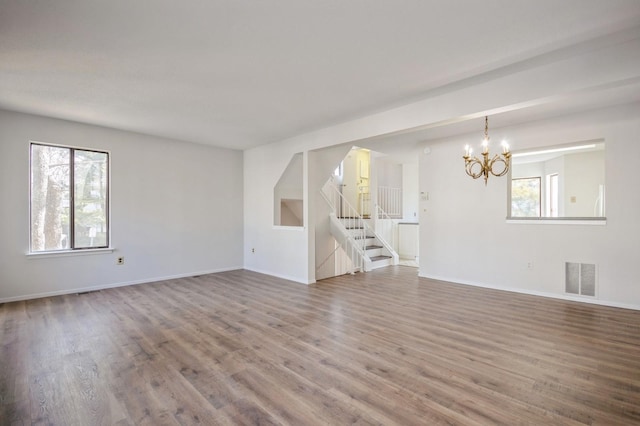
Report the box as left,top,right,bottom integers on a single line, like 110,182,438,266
565,262,596,296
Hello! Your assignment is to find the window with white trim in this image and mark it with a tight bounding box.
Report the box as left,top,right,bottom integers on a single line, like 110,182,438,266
30,143,109,252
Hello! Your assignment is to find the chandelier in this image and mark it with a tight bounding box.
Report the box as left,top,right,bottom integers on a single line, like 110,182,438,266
463,116,511,185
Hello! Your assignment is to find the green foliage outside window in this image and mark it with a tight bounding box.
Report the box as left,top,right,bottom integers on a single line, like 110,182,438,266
511,177,541,217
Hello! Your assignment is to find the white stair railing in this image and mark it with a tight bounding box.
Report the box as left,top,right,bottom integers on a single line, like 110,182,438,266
322,179,398,271
374,203,397,251
358,187,371,218
320,181,367,273
329,215,365,274
377,186,402,218
322,180,366,242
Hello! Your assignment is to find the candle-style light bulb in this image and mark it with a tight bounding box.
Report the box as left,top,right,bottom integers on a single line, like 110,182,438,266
501,140,509,154
464,144,470,156
482,138,489,154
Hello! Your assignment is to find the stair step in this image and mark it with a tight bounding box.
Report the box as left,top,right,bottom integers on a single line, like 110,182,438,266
370,255,392,262
365,245,383,250
354,236,374,240
345,226,364,230
366,247,383,257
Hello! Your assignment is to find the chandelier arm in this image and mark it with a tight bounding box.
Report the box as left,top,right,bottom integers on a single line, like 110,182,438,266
464,157,485,179
488,155,511,177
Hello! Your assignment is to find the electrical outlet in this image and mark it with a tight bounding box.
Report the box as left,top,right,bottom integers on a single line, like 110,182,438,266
251,248,255,253
527,262,533,269
117,256,124,265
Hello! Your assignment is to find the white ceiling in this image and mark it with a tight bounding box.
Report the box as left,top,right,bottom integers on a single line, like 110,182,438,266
1,1,640,150
359,77,640,163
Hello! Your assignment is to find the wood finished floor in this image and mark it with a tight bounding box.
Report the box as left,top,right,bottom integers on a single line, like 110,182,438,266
1,266,640,425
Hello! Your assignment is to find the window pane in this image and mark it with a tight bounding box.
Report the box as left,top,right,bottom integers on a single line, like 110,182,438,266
30,145,70,251
74,150,108,248
511,177,541,217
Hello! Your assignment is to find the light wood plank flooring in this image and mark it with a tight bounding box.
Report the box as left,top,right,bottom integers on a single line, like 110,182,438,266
1,266,640,425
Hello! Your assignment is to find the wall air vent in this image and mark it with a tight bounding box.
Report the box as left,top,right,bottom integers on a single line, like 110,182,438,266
565,262,596,296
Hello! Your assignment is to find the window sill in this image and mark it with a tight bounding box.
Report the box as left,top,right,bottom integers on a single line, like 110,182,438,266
506,218,606,226
26,248,115,259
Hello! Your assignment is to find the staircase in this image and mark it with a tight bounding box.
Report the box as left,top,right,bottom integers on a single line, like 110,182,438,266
321,178,399,273
341,218,394,270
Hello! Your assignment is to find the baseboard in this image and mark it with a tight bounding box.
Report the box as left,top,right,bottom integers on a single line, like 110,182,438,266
0,266,244,304
242,266,313,285
419,273,640,312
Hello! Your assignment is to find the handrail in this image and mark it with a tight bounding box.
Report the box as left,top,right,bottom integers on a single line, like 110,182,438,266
323,179,397,263
320,182,366,273
323,180,366,241
377,185,402,218
336,219,365,274
374,203,397,250
321,178,399,272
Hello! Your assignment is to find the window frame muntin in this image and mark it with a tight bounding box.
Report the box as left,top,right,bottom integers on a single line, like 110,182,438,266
29,141,111,253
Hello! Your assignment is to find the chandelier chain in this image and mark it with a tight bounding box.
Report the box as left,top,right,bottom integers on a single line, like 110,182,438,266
485,116,489,141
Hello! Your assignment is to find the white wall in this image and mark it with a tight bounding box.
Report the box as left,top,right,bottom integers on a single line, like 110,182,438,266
402,163,419,222
564,151,605,217
242,33,640,288
419,103,640,309
0,110,244,302
340,149,362,214
376,158,402,188
311,145,353,281
273,152,304,226
243,143,310,283
513,161,544,179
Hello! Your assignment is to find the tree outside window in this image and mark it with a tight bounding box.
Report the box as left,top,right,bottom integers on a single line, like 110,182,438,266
30,143,109,252
511,177,541,217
